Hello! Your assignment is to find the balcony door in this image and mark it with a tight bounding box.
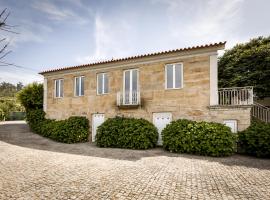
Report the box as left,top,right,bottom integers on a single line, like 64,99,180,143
123,69,138,104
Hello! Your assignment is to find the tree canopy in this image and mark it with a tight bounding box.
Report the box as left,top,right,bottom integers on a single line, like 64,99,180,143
17,83,43,111
218,36,270,99
0,81,24,120
0,81,23,97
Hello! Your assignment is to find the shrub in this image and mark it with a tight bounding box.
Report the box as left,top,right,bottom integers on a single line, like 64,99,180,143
238,121,270,158
17,83,43,111
0,98,24,121
18,82,88,143
26,109,89,143
26,109,46,132
96,117,158,149
26,108,45,123
49,117,89,143
0,108,5,121
162,119,236,157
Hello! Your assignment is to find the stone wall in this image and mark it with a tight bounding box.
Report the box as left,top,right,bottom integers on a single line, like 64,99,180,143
208,106,251,131
44,50,251,139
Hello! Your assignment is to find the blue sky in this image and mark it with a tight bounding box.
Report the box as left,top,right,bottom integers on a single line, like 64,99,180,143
0,0,269,84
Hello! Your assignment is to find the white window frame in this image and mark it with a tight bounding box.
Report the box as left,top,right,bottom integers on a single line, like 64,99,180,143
74,76,85,97
123,69,139,93
54,79,63,98
97,73,109,95
165,63,184,89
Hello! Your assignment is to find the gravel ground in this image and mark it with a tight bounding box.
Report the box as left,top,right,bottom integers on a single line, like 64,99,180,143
0,121,269,200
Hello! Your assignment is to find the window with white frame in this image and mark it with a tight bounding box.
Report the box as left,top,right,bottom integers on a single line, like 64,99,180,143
97,73,108,95
74,76,84,96
124,69,138,93
165,63,183,89
55,79,63,98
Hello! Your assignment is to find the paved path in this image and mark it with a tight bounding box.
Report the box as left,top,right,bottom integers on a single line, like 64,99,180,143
0,121,269,200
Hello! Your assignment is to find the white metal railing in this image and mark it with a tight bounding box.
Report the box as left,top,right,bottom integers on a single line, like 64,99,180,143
117,91,141,106
218,86,253,106
251,102,270,123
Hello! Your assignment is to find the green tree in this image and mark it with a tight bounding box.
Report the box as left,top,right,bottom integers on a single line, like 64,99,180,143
16,82,23,91
0,81,17,97
218,36,270,99
0,81,25,121
0,98,23,120
0,100,15,120
17,82,43,111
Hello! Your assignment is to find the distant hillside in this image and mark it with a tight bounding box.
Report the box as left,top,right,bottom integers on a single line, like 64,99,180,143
0,82,24,97
0,82,25,121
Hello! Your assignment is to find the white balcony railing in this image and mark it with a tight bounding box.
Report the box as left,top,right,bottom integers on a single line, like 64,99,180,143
117,91,141,106
218,86,253,106
251,102,270,123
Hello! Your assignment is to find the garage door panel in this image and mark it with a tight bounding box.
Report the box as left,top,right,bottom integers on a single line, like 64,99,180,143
92,114,105,142
153,112,172,145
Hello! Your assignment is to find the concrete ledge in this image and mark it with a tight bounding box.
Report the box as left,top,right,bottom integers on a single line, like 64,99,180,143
208,105,253,110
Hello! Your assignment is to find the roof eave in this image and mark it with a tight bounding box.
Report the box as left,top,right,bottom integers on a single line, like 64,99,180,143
39,41,226,75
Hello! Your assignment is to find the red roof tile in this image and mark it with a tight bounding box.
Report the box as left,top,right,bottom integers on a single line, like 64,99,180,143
39,41,226,75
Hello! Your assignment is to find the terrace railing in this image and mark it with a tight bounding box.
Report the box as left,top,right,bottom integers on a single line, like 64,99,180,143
218,86,253,106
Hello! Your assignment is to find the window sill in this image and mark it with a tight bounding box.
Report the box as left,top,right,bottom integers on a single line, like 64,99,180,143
96,93,109,96
165,87,183,90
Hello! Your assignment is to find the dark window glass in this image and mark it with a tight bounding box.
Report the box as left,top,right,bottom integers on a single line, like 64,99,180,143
166,65,173,89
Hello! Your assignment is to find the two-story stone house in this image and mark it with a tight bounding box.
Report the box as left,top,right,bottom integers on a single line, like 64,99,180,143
40,42,253,144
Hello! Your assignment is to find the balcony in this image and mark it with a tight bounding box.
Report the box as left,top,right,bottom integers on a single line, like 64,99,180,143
218,86,253,106
117,91,141,107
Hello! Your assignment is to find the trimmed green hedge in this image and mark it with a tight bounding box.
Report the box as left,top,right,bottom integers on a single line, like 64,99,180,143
162,119,236,157
27,109,89,143
96,117,158,149
26,109,46,131
238,121,270,158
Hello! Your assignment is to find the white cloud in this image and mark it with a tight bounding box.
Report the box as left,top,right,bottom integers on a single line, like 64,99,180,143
152,0,244,48
75,55,94,64
31,0,90,25
76,0,244,64
32,1,70,21
0,66,43,85
3,20,53,48
185,0,243,40
1,0,269,85
76,15,134,64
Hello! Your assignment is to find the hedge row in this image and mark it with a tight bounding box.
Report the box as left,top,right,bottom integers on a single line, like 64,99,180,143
162,119,236,157
96,117,158,149
27,109,89,143
27,108,269,157
238,121,270,158
95,117,236,156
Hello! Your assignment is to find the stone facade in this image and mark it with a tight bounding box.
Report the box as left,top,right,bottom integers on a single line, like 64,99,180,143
42,45,251,141
209,106,251,132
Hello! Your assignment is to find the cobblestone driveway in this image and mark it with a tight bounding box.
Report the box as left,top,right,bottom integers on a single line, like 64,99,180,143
0,121,269,200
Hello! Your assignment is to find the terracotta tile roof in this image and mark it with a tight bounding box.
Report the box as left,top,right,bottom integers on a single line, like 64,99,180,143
39,41,226,75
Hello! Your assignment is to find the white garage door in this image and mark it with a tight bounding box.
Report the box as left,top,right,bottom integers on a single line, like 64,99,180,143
223,120,237,133
153,112,172,145
92,113,105,142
